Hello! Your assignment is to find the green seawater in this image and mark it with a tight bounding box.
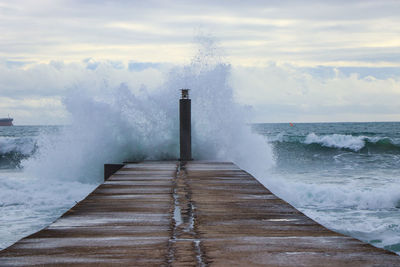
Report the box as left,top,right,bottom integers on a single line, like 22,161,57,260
254,122,400,254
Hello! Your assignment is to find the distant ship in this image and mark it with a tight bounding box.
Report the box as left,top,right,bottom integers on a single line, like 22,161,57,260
0,118,13,126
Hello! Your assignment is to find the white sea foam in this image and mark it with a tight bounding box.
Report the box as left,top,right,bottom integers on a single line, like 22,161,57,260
303,207,400,252
0,137,35,155
269,179,400,210
304,133,366,151
303,133,399,151
0,173,93,249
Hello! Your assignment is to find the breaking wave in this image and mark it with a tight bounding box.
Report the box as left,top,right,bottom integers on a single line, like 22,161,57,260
22,37,274,183
304,133,400,152
0,137,37,169
269,133,400,153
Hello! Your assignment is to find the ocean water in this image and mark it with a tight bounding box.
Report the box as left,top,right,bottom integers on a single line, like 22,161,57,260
0,126,95,249
253,122,400,254
1,122,399,255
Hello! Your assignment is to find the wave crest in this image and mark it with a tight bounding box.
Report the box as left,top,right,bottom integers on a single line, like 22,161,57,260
304,133,400,152
0,137,36,168
304,133,365,151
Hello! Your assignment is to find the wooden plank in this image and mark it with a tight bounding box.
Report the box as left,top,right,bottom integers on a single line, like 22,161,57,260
0,162,177,266
185,162,400,266
0,161,399,266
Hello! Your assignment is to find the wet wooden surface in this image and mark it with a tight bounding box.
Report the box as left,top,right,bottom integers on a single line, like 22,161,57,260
0,161,399,266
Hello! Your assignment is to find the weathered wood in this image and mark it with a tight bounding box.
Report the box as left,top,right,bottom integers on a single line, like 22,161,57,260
185,162,399,266
0,161,399,266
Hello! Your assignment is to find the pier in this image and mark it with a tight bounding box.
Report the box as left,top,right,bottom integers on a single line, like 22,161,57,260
1,161,399,266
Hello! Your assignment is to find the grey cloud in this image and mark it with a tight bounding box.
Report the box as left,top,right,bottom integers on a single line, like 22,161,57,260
253,103,400,123
300,66,400,79
1,58,399,124
5,60,35,68
2,0,400,66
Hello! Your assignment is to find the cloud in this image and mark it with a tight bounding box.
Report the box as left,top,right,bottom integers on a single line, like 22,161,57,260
0,58,399,124
1,1,400,123
1,0,400,66
230,63,400,122
0,59,167,124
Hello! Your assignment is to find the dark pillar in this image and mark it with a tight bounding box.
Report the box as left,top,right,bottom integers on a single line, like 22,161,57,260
104,164,124,181
180,89,192,161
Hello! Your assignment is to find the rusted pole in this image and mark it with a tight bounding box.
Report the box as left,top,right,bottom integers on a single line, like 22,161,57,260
179,89,192,161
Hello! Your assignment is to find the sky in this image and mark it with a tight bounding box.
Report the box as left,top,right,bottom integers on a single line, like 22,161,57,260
1,0,400,124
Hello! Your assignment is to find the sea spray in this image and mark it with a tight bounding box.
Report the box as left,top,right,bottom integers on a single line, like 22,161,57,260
170,36,274,175
0,136,36,169
0,173,94,249
23,37,274,183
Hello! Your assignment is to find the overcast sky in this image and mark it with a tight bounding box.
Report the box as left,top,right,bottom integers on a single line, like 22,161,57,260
1,0,400,124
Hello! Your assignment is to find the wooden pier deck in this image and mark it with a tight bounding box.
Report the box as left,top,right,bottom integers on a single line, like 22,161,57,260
0,161,399,266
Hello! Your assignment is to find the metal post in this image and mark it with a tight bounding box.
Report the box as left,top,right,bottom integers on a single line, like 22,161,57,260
104,164,124,181
180,89,192,161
